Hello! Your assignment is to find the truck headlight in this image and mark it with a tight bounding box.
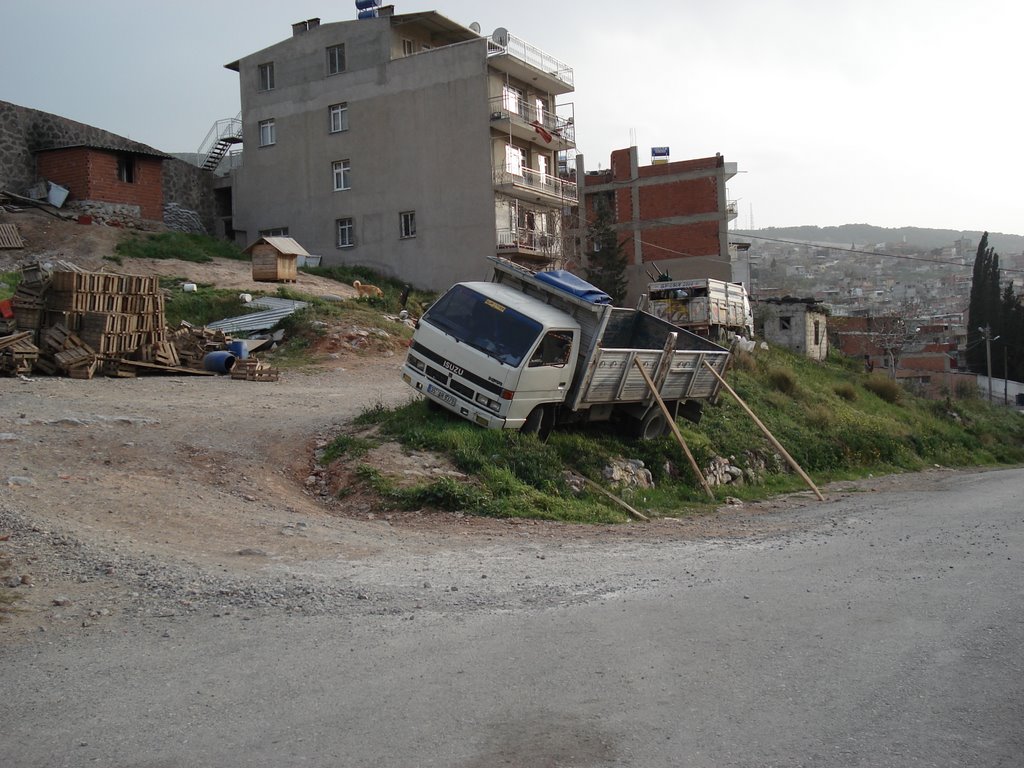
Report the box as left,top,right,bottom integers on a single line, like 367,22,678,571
408,354,425,372
475,393,500,411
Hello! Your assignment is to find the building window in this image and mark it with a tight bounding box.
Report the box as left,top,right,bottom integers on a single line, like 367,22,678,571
258,62,275,91
779,316,792,331
117,155,135,183
333,160,351,191
336,217,354,248
258,119,276,147
326,44,346,75
502,84,523,114
813,320,821,345
329,102,348,133
259,227,289,237
400,211,416,239
505,144,523,176
402,39,415,56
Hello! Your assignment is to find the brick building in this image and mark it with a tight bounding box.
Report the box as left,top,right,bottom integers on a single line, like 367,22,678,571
579,146,739,303
35,145,167,222
0,100,217,232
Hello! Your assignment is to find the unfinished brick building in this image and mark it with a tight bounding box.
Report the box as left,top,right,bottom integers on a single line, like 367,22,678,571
579,146,739,303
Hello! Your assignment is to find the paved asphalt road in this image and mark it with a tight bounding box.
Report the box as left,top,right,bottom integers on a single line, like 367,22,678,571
3,468,1022,767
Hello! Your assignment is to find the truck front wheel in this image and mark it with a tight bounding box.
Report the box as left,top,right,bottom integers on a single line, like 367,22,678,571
521,406,552,439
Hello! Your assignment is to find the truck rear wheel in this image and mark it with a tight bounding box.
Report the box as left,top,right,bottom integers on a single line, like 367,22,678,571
636,407,671,440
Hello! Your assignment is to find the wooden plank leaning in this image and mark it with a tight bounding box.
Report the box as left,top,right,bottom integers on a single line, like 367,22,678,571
633,357,716,500
701,360,825,502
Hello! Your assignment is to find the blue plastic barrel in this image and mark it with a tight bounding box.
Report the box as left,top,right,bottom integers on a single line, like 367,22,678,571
227,340,249,360
203,351,237,374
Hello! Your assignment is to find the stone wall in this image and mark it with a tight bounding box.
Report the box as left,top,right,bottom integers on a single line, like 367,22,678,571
0,100,218,234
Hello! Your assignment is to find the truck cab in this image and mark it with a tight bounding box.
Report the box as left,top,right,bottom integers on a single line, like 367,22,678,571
402,281,580,431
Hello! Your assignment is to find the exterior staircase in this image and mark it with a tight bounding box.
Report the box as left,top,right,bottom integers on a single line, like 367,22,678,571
197,115,242,171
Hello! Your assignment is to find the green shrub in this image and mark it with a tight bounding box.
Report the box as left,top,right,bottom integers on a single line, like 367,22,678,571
766,367,798,396
833,382,857,401
864,376,902,403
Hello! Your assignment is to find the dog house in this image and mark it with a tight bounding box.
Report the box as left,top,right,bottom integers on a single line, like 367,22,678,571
246,236,310,282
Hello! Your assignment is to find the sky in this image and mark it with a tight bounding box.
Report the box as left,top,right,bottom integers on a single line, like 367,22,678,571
2,0,1021,235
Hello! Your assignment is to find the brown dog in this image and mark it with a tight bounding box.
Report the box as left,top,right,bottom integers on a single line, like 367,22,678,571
352,280,384,299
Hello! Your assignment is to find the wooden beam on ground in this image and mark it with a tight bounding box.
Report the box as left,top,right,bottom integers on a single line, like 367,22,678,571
701,360,825,502
581,476,649,522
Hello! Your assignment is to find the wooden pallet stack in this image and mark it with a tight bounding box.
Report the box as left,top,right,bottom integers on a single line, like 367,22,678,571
0,331,39,374
49,271,169,362
230,358,280,382
2,261,280,382
11,262,50,337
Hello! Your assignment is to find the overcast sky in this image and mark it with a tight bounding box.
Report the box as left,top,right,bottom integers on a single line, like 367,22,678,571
2,0,1020,235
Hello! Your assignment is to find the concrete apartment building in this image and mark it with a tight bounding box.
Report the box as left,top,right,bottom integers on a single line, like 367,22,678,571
580,147,739,302
225,7,577,291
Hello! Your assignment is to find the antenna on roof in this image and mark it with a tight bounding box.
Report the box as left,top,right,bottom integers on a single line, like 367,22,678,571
469,21,481,33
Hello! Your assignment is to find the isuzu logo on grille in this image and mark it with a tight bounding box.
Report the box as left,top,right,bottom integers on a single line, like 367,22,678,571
443,360,464,377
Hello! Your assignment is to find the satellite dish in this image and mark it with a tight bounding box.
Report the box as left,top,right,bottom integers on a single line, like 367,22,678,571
492,27,509,47
469,21,481,34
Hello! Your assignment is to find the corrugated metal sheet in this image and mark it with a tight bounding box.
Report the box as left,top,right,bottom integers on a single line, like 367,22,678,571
206,297,308,333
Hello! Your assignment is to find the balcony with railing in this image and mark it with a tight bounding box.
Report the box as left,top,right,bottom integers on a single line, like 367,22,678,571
493,165,578,205
726,199,739,220
486,31,574,95
496,226,562,264
488,96,574,150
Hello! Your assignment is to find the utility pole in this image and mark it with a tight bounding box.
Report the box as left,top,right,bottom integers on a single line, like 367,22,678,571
979,325,1001,404
984,325,993,403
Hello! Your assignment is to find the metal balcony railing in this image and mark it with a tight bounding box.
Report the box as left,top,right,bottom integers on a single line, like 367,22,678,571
493,165,578,203
486,32,574,89
496,227,562,256
488,96,575,144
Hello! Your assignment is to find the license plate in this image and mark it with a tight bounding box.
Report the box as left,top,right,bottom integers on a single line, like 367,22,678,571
427,383,457,407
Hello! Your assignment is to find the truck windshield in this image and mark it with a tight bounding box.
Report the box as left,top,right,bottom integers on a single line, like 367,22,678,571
422,284,542,367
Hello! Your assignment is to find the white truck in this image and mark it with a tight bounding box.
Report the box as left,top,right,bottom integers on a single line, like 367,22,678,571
400,257,731,439
643,277,753,341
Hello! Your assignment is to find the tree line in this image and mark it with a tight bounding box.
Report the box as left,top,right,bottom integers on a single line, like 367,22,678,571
967,232,1024,382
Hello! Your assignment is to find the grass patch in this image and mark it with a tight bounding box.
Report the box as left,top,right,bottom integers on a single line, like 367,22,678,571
1,270,19,300
115,232,247,263
303,265,436,315
162,282,262,327
322,434,376,463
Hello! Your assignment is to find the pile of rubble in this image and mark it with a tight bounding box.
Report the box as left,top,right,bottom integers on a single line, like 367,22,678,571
0,261,277,381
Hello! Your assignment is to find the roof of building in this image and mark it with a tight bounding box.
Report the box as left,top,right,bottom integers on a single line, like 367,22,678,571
225,11,478,71
244,236,310,257
33,142,171,160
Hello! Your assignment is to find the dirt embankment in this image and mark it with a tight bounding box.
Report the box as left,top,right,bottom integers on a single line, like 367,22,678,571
0,206,354,299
